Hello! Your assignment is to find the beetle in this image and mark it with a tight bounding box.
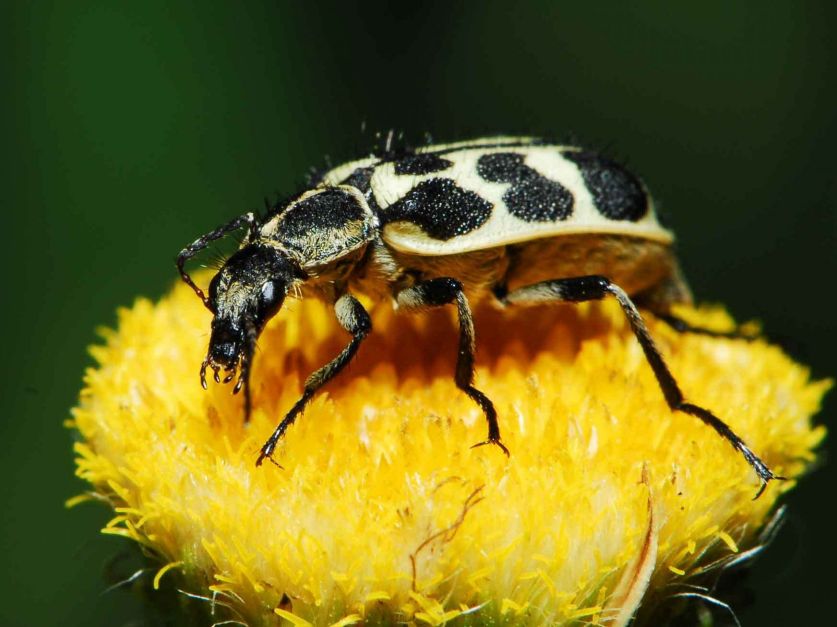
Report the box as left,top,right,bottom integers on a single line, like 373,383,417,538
177,135,780,495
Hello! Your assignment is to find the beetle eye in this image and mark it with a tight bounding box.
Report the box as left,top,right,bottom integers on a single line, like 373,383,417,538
260,281,276,304
257,280,285,320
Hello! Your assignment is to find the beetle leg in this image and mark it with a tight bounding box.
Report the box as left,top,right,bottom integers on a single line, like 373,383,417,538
231,320,258,422
176,212,257,311
233,358,252,422
256,294,371,466
397,278,509,457
648,309,759,341
502,275,781,497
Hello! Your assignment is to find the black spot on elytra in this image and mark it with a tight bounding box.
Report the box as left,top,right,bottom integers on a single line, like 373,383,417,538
383,178,492,240
476,152,573,222
561,151,647,221
393,153,453,175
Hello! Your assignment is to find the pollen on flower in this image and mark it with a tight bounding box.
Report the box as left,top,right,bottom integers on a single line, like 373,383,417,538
69,275,828,626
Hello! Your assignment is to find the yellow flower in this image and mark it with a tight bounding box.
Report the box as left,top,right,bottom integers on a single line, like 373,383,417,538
69,276,827,626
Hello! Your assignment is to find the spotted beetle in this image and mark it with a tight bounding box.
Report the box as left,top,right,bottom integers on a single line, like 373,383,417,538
178,136,780,495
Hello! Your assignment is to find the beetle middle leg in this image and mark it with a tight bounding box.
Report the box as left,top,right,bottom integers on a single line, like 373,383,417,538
256,293,371,466
396,277,509,456
501,275,780,496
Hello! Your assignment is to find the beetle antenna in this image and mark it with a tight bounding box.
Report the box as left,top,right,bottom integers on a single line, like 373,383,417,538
176,212,257,311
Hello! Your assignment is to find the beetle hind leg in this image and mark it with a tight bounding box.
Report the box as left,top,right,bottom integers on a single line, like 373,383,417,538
397,278,509,456
635,266,757,340
502,275,781,496
648,309,759,341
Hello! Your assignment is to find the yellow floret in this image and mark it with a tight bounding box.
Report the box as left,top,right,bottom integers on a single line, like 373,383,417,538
70,276,828,626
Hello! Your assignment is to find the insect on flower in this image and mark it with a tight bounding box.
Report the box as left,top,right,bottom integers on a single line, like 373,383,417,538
177,136,781,495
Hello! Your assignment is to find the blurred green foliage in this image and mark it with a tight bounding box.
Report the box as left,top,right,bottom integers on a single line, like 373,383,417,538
3,2,834,625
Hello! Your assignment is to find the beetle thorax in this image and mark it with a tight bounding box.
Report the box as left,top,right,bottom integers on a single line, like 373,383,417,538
259,186,377,271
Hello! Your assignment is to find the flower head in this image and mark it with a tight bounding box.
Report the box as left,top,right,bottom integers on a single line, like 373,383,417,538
70,276,827,625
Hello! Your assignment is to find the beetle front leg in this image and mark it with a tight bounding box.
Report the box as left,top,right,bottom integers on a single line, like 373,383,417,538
397,278,509,456
256,294,371,466
229,320,259,422
502,275,781,497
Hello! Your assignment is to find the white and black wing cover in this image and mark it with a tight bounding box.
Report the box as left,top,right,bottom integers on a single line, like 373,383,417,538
323,137,672,255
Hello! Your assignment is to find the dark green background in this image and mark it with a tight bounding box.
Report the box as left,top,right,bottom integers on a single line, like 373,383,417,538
4,2,835,625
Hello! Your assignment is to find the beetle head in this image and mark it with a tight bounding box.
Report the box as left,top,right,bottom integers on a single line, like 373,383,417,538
201,244,301,391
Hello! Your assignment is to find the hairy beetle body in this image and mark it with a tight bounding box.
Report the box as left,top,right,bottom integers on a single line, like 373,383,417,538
177,136,779,495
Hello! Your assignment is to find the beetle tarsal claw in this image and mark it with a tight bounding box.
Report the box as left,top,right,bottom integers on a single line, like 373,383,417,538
256,448,283,469
471,438,511,457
